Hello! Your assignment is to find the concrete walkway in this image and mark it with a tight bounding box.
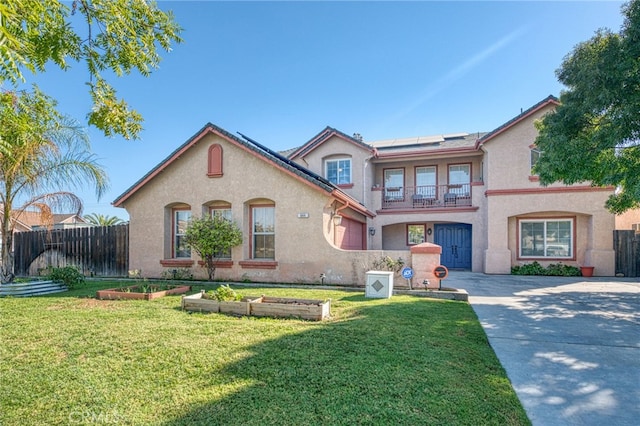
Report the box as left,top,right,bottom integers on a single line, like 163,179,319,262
447,272,640,426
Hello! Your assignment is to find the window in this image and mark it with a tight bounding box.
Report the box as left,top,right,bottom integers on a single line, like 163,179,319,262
448,164,470,195
210,207,232,258
252,206,275,259
416,166,436,198
530,147,542,173
384,168,404,200
519,219,573,258
211,207,232,221
326,158,351,185
407,224,425,245
174,210,191,258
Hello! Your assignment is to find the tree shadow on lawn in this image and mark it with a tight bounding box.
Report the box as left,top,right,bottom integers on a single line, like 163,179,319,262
162,298,529,426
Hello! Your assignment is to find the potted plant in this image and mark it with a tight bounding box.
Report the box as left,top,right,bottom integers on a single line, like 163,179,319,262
580,266,595,277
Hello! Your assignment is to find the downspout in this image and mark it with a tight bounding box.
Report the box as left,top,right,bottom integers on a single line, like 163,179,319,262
363,157,369,203
334,200,350,218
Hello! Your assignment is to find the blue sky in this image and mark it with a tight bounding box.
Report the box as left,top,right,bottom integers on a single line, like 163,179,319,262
27,1,626,221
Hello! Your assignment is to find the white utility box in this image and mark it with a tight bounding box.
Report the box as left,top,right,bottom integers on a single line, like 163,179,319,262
365,270,394,298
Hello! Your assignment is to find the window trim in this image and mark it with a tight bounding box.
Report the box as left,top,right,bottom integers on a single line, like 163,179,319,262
173,208,192,259
530,147,542,174
517,217,576,260
209,206,233,259
407,223,426,246
415,165,438,199
447,163,471,197
325,157,352,186
383,167,405,201
250,204,275,260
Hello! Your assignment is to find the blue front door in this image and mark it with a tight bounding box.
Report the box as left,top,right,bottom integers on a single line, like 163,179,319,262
434,224,472,269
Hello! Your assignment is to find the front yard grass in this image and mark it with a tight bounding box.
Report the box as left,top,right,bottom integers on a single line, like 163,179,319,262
0,281,530,425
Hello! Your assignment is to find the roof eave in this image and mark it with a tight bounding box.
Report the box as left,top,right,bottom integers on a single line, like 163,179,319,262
112,123,353,209
476,95,560,148
289,127,374,160
375,145,480,160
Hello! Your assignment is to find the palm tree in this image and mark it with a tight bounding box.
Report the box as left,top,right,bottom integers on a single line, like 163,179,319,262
0,88,108,283
84,213,125,226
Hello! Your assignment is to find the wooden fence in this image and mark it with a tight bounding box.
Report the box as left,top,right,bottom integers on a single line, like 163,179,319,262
614,230,640,277
13,224,129,277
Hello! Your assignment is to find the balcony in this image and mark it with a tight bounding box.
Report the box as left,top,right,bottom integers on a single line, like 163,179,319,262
380,184,472,210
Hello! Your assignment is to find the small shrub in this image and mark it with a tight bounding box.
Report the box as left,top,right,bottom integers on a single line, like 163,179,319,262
512,261,580,276
371,256,405,273
48,266,85,289
511,261,546,275
161,268,193,280
546,263,581,276
204,284,242,301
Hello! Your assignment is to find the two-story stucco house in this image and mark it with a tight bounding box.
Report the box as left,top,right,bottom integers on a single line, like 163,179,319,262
113,95,616,284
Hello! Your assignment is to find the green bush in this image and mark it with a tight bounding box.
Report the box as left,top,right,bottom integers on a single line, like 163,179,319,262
546,263,581,276
204,284,242,301
48,266,85,289
511,261,546,275
511,261,581,276
371,256,405,273
161,268,193,280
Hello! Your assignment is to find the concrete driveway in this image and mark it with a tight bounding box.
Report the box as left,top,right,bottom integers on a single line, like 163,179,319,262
447,272,640,426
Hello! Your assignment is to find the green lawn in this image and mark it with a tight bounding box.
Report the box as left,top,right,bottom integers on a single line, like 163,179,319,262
0,281,530,425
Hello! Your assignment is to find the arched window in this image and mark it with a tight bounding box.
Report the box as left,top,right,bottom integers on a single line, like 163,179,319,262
208,144,223,177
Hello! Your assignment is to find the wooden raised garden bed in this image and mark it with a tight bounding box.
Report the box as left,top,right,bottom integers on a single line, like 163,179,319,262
96,284,191,300
181,294,262,315
181,292,331,321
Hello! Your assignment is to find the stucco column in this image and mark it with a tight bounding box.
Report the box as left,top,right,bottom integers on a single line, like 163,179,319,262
410,242,442,289
484,204,512,274
584,213,616,276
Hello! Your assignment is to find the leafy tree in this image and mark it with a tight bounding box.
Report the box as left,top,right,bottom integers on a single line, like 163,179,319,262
183,215,243,281
0,88,108,283
534,0,640,213
84,213,125,226
0,0,182,139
